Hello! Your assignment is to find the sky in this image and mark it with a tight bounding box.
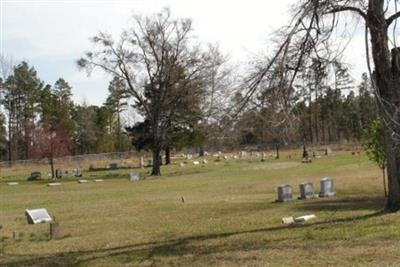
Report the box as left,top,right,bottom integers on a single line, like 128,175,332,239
1,0,367,105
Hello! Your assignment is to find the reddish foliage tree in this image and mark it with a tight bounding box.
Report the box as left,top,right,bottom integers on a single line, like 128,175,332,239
30,123,71,179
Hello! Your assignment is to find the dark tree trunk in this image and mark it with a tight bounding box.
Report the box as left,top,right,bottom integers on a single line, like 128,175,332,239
275,143,280,159
151,146,161,176
165,146,171,165
50,157,55,179
383,166,388,197
367,1,400,211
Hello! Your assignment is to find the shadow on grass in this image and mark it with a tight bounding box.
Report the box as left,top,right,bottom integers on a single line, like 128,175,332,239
2,207,386,267
297,196,386,212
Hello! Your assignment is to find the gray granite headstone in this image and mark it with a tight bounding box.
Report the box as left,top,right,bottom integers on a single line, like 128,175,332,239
55,169,62,179
109,163,118,170
277,185,293,202
299,182,315,199
319,177,336,197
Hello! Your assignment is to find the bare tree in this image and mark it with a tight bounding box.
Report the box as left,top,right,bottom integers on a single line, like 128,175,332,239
78,9,207,176
244,0,400,211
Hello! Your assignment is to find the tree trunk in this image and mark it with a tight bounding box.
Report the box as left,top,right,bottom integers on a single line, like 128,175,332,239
165,146,171,165
275,143,280,159
50,157,55,179
383,166,387,197
151,146,161,176
367,1,400,211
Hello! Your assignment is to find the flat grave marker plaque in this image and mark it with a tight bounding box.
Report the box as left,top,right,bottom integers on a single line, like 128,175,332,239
25,208,52,224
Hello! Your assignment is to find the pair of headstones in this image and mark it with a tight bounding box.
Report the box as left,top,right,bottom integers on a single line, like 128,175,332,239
277,177,336,202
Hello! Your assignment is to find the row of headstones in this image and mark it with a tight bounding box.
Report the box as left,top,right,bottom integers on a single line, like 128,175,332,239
277,177,336,202
27,169,82,181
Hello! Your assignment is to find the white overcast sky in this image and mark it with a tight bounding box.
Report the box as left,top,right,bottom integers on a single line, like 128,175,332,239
2,0,367,105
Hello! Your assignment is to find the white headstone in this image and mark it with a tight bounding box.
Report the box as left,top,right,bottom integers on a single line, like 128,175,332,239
25,208,52,224
94,179,104,182
129,173,140,182
193,161,200,165
180,162,185,167
78,179,88,184
7,182,19,186
202,159,208,164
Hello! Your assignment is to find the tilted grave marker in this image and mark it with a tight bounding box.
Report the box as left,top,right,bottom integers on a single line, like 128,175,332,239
25,208,52,224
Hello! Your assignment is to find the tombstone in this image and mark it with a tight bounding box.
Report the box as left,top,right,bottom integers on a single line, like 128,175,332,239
55,169,62,179
277,185,293,202
186,154,193,160
325,147,332,156
94,179,104,182
129,172,140,182
319,177,336,197
27,172,41,181
223,155,228,160
180,162,185,167
78,179,88,184
202,159,208,164
299,182,315,199
89,164,95,171
193,161,200,165
109,163,118,170
25,208,52,224
75,168,82,177
239,151,247,159
204,151,208,156
7,182,19,186
261,152,266,162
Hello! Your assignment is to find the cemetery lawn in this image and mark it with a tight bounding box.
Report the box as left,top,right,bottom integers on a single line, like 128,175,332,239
1,151,400,266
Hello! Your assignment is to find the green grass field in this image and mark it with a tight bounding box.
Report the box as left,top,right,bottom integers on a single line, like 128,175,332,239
1,151,399,266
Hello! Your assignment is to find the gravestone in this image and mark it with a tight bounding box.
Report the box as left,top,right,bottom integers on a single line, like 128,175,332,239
27,172,41,181
94,179,104,182
109,163,118,170
25,208,52,224
193,161,200,165
202,159,208,164
277,185,293,202
180,162,185,167
7,182,19,186
78,179,88,184
55,169,62,179
299,182,315,199
319,177,336,197
129,172,140,182
261,152,266,162
75,168,82,177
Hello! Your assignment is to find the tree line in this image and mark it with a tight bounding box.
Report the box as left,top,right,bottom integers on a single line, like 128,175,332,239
0,8,378,178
